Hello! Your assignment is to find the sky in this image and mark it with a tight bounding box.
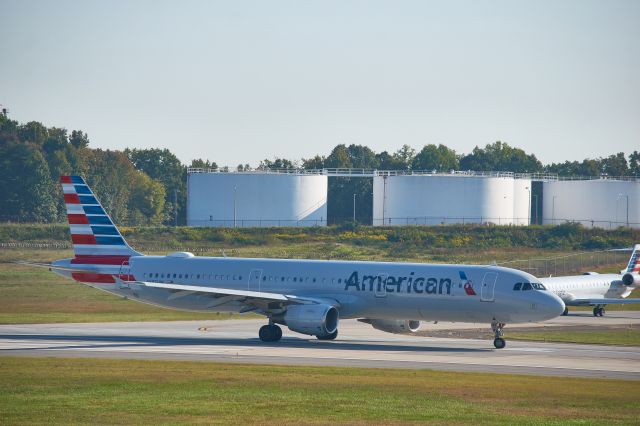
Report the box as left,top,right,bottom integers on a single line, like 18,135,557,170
1,0,639,168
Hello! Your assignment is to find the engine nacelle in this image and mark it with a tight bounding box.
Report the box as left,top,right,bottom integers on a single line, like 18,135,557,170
622,273,640,286
360,319,421,335
282,304,339,337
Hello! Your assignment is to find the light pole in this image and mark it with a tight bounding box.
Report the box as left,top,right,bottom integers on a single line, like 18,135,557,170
233,185,237,228
618,194,629,227
525,186,531,225
353,193,356,223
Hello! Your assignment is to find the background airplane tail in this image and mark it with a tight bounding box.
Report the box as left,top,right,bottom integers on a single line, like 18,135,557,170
626,244,640,274
60,175,141,263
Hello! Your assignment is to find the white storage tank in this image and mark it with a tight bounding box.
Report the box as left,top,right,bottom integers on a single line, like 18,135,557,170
372,173,531,226
187,171,328,227
542,179,639,229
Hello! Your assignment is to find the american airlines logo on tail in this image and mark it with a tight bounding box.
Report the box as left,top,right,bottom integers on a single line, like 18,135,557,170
626,245,640,273
60,175,139,283
459,271,476,296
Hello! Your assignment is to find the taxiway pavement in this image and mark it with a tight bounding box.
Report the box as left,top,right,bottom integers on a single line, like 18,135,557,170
1,312,639,379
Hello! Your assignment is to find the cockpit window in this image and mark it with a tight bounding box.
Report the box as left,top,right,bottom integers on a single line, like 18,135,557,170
513,282,522,291
522,282,533,291
532,282,547,290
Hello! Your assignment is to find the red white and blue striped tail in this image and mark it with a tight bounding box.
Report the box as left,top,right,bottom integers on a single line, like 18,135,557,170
61,175,141,262
626,244,640,273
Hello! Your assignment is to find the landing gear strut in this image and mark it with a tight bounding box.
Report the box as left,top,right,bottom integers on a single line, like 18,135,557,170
491,321,506,349
259,323,283,342
593,306,606,317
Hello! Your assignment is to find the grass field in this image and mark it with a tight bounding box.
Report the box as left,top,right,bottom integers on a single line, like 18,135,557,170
509,326,640,346
0,357,639,425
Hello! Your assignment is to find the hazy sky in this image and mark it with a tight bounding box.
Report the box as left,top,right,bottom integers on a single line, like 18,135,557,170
1,0,638,167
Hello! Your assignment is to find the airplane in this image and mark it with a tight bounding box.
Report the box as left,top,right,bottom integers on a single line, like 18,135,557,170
539,245,640,317
20,175,566,349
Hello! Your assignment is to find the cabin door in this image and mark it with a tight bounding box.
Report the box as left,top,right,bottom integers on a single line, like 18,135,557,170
375,274,388,298
480,272,497,302
248,269,263,292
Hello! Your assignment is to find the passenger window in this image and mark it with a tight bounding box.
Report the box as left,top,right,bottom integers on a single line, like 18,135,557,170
522,282,532,291
513,283,522,291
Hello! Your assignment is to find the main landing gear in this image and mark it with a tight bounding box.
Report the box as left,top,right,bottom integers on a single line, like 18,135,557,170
259,323,283,342
491,321,506,349
593,306,606,317
316,330,338,340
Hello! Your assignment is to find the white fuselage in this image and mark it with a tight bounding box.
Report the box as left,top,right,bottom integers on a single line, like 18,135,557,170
540,274,634,305
54,254,565,324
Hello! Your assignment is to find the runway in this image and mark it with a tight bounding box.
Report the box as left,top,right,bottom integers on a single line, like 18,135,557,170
1,312,639,380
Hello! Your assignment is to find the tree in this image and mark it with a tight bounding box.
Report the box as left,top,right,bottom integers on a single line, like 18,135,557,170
189,158,218,169
411,144,459,171
393,144,416,169
84,149,138,224
126,148,186,225
0,143,57,222
128,171,166,225
375,151,406,170
17,121,48,146
259,158,296,170
69,130,89,149
629,151,640,176
302,155,325,169
324,144,351,168
460,141,542,173
602,152,629,176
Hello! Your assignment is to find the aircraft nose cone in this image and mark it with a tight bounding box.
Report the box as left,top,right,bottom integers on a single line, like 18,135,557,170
541,292,566,320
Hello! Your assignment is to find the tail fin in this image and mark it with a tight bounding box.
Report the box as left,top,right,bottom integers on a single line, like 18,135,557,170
625,244,640,274
60,175,141,259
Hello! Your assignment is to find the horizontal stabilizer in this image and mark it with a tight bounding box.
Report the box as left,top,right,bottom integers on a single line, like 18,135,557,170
12,260,100,274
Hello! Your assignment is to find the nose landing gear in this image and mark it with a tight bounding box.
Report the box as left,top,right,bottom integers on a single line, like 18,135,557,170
491,321,506,349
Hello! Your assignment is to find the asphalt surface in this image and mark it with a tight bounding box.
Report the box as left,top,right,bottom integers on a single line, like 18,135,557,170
1,312,639,379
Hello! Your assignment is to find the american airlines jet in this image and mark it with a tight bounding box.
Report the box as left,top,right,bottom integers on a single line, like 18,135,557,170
540,245,640,317
25,176,566,349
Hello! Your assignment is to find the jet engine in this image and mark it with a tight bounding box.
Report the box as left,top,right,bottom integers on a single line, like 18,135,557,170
281,304,339,337
622,273,640,286
359,319,421,334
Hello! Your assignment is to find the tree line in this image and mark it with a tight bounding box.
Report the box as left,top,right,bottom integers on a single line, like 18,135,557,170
0,113,638,225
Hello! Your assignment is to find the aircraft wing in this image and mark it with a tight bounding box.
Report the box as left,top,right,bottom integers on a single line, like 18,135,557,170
566,298,640,306
130,280,338,312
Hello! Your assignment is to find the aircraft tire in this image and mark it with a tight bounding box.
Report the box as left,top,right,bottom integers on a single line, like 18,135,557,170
593,307,599,317
316,330,338,341
259,325,271,342
493,337,506,349
273,325,283,341
562,307,568,316
259,325,282,342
